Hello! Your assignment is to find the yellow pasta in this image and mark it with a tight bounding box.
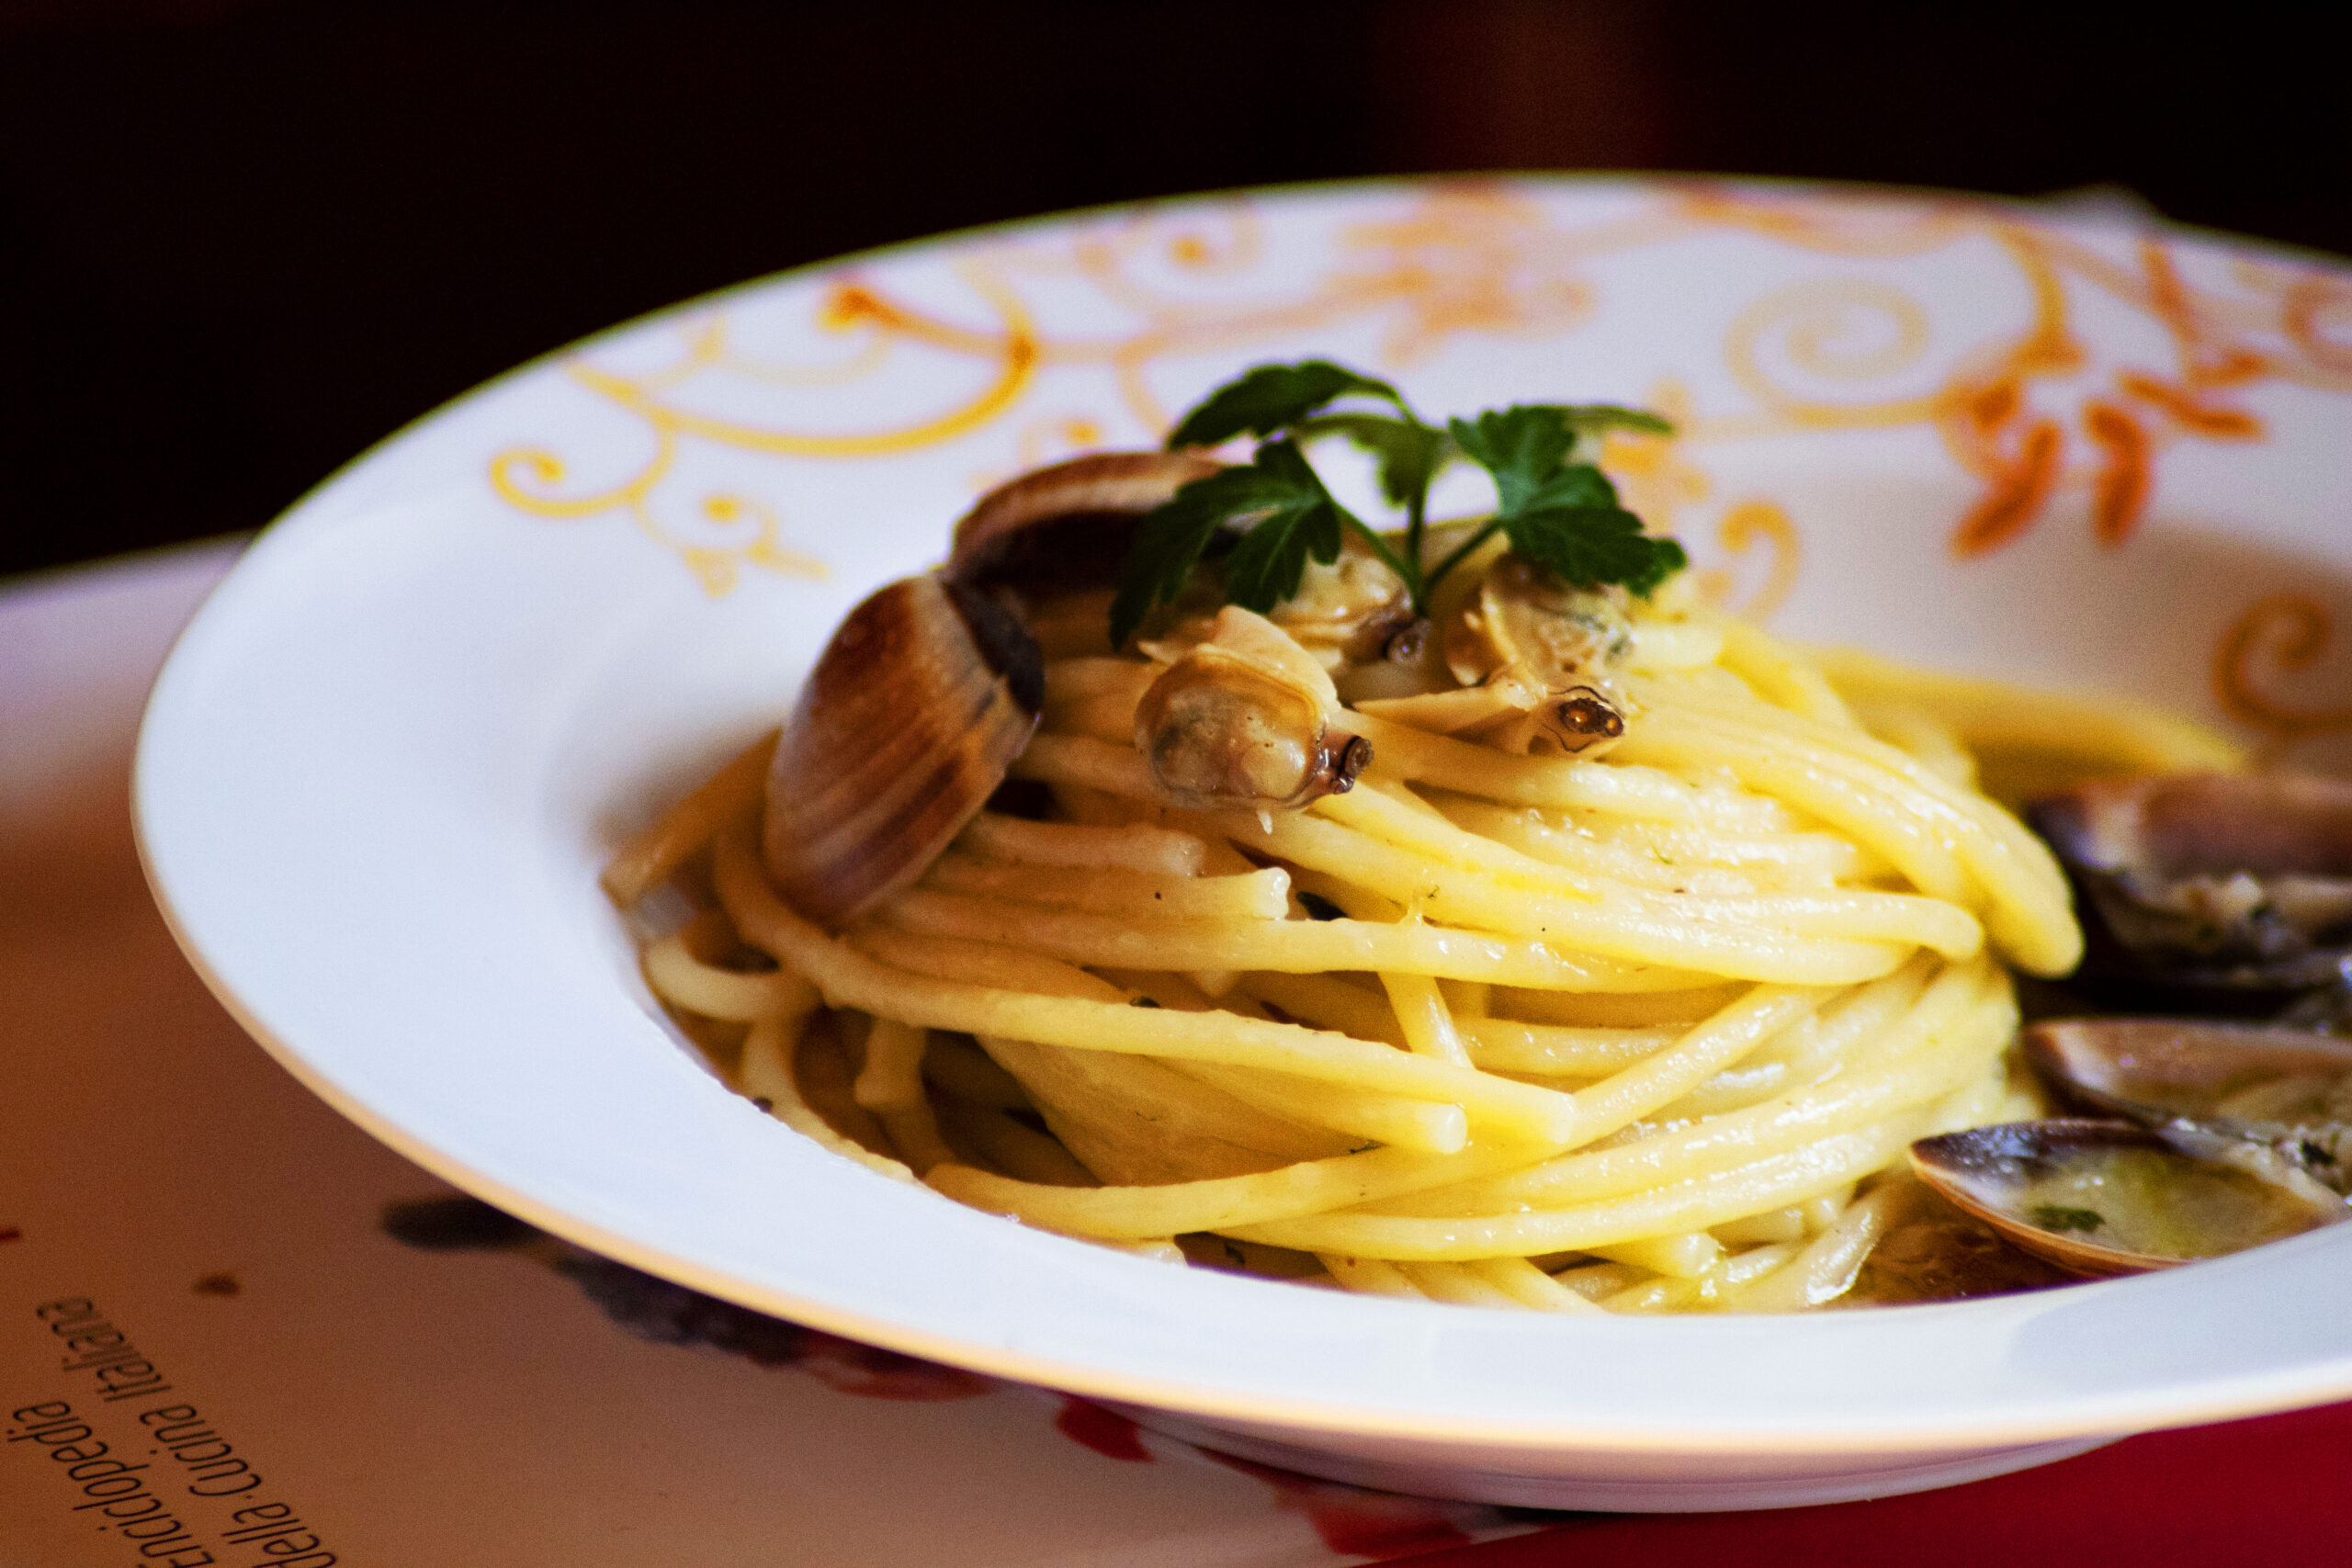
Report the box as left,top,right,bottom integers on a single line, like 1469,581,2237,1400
1812,644,2249,806
610,573,2245,1315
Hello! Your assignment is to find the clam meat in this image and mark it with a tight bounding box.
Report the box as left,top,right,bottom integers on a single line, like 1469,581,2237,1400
1435,553,1632,756
1133,606,1373,814
1261,533,1418,670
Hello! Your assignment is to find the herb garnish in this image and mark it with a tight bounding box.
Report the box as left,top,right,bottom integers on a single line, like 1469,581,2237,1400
2030,1204,2106,1235
1110,358,1686,647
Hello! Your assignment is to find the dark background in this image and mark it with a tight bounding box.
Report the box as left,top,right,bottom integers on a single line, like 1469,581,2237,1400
3,0,2343,578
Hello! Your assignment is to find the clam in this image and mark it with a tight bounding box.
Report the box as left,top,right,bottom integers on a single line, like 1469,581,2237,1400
1439,555,1632,756
2026,773,2352,997
1910,1119,2347,1278
1330,613,1445,705
1353,666,1625,755
946,449,1224,598
2026,1018,2352,1191
1459,673,1625,756
1444,554,1632,686
1133,607,1372,813
1261,534,1418,670
763,574,1044,926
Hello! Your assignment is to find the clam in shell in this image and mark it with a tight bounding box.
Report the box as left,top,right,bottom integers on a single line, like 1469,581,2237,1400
1261,533,1417,670
2026,1018,2352,1191
2026,772,2352,997
1436,554,1632,756
1134,606,1371,813
1910,1119,2347,1279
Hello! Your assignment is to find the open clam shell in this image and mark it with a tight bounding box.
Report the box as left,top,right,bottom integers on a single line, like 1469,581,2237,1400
2026,1018,2352,1189
763,574,1044,926
2026,772,2352,997
1910,1119,2347,1279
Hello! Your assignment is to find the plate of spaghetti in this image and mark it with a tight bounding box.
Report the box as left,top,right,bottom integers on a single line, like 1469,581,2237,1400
137,177,2352,1510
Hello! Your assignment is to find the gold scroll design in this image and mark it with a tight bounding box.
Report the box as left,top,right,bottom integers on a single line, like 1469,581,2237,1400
489,265,1041,594
1671,180,1980,258
1087,182,1679,434
1700,502,1802,623
1600,392,1800,623
483,180,2349,593
2277,271,2352,379
1705,205,2314,558
1328,183,1640,367
485,186,1630,592
967,413,1113,495
2214,594,2352,761
1055,199,1270,321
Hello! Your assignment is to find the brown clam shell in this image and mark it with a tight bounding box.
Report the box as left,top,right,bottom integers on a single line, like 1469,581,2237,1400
946,449,1224,595
2026,772,2352,995
763,574,1043,926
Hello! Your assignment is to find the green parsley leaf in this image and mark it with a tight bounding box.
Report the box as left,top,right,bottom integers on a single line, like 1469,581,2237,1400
1121,367,1684,642
1166,361,1405,449
1505,504,1689,595
2030,1204,2106,1235
1451,404,1687,598
1521,460,1619,513
1108,468,1253,648
1540,403,1676,441
1108,439,1357,645
1293,412,1453,509
1216,439,1352,613
1448,408,1576,513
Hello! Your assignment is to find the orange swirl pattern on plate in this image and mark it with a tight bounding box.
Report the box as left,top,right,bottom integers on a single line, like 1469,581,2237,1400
482,178,2352,737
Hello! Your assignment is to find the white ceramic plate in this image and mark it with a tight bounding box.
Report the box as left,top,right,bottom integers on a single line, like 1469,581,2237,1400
137,177,2352,1511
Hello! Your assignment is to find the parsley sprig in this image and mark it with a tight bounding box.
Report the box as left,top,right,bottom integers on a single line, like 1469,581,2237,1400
1110,359,1685,647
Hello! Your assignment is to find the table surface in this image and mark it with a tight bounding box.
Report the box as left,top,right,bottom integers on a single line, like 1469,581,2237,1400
5,542,2347,1567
